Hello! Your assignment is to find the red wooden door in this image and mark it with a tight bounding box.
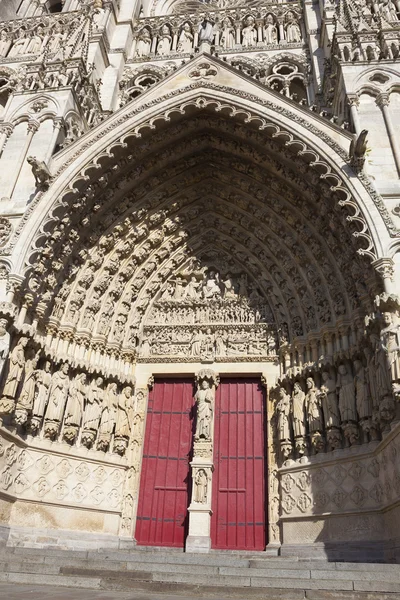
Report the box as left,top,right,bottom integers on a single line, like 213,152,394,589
135,378,194,548
211,378,267,551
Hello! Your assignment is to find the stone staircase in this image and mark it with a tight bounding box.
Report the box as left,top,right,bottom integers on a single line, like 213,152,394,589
0,545,399,599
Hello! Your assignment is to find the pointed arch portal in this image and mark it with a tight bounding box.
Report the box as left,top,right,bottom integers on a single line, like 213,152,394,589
3,63,394,551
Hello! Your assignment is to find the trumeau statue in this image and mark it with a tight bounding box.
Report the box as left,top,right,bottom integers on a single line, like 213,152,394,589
195,378,214,440
194,468,209,503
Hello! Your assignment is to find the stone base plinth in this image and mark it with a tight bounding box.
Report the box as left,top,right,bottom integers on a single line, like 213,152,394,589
185,534,211,553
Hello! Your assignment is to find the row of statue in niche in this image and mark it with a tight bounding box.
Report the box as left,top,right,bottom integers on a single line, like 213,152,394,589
140,325,277,359
135,13,302,57
0,335,140,456
274,329,399,461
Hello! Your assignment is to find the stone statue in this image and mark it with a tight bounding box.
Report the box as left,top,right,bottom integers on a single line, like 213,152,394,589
63,372,87,443
380,312,400,384
285,12,302,42
220,18,235,49
44,362,70,439
305,377,322,433
14,350,39,425
183,276,200,300
194,469,208,503
190,330,203,355
136,28,151,57
203,271,221,298
198,17,215,44
276,387,291,441
264,15,277,44
370,333,392,402
30,360,52,434
195,379,214,440
27,156,51,189
98,382,118,451
319,371,340,428
0,319,10,382
115,386,134,439
242,16,257,47
354,359,371,420
177,23,194,53
0,31,12,57
0,336,29,414
81,376,103,447
157,25,172,56
9,29,28,57
336,364,357,422
291,381,306,437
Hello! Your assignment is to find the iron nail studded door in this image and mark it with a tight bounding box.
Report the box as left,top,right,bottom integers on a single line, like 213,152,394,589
211,378,267,551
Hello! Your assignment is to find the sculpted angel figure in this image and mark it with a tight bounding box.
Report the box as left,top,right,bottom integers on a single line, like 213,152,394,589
195,379,214,440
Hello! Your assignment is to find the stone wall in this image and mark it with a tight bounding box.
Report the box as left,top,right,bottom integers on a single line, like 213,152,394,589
279,421,400,561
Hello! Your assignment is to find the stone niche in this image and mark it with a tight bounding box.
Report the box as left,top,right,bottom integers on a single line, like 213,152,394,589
278,421,400,562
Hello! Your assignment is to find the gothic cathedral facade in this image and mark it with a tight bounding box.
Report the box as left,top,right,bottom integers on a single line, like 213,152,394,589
0,0,399,561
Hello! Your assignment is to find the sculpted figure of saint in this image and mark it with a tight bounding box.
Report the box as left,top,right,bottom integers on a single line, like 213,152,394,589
242,16,257,47
157,25,172,56
177,23,194,53
285,12,302,42
336,364,357,422
0,319,10,381
194,469,208,503
32,361,52,419
0,337,29,412
116,386,134,438
44,362,70,423
291,381,306,437
220,18,235,49
276,387,291,441
319,371,340,428
354,359,371,420
380,312,400,383
195,379,214,440
64,372,87,428
264,15,277,44
305,377,322,433
136,28,152,57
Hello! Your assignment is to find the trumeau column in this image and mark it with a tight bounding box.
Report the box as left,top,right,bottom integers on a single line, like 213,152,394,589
119,375,152,544
186,369,219,554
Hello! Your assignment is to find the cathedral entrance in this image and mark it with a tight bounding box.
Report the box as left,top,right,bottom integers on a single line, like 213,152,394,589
135,378,194,548
211,378,266,551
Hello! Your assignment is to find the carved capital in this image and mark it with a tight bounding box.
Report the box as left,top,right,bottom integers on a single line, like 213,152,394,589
372,257,395,281
347,94,360,108
376,92,390,108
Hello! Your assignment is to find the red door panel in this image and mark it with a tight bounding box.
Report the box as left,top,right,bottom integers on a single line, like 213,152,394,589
211,378,266,551
135,378,194,548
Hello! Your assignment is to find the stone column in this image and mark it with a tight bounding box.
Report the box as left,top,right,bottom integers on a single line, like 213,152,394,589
119,375,152,545
347,95,361,135
186,369,219,553
45,117,64,163
377,92,400,178
5,120,39,200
